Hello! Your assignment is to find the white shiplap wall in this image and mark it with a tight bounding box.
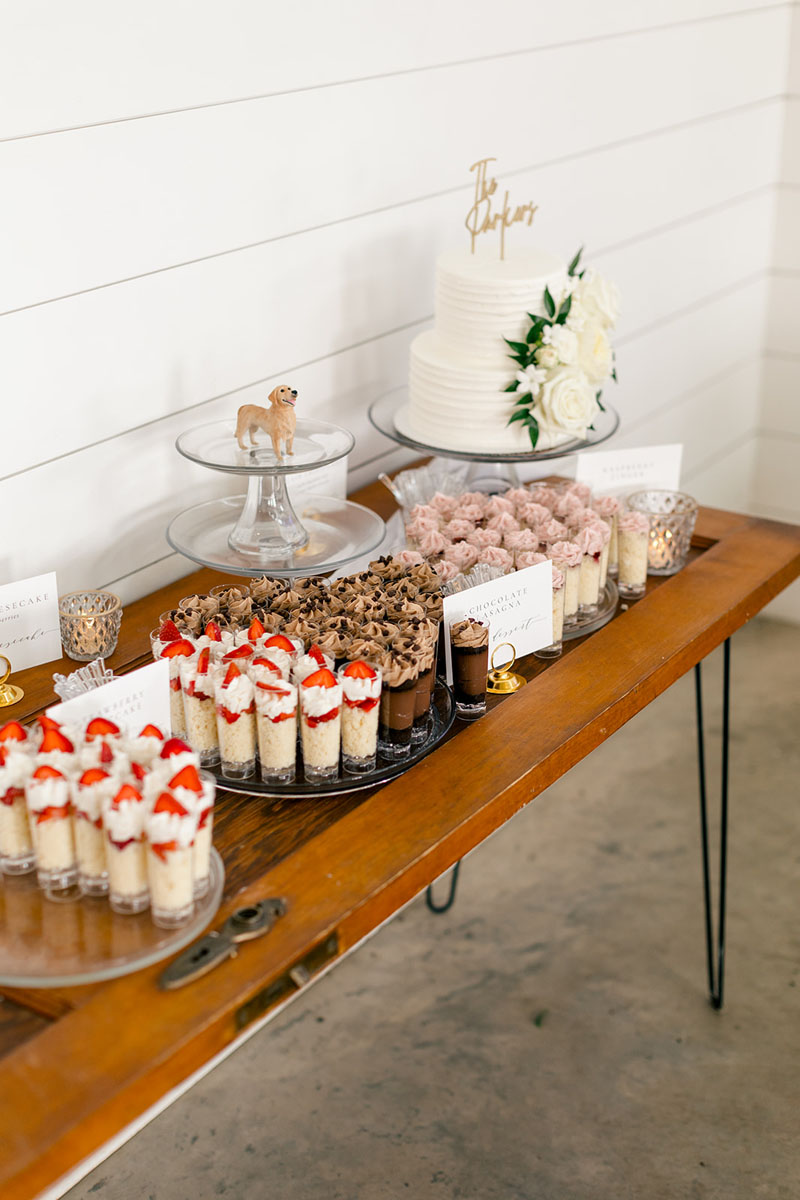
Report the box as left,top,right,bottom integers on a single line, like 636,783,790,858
0,1,793,603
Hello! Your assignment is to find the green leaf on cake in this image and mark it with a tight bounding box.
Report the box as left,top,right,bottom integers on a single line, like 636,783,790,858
508,408,529,425
504,339,529,355
504,381,519,393
567,247,584,276
543,287,556,318
555,295,572,324
526,416,540,449
595,390,606,413
514,392,533,407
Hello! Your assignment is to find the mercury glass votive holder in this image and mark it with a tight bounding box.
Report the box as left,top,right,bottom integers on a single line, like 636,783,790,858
627,490,698,576
58,591,123,661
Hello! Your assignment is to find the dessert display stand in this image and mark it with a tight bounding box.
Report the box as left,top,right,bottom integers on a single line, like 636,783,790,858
167,417,386,578
369,387,620,493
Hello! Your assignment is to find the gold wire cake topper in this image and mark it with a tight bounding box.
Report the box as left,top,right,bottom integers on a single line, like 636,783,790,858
465,158,538,260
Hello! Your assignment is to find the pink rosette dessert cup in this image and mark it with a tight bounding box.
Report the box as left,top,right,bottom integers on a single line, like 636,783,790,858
535,565,566,660
575,526,605,617
617,510,651,599
594,495,621,578
548,540,582,627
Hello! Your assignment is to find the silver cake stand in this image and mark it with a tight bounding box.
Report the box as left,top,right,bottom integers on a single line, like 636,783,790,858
369,387,620,491
167,417,385,577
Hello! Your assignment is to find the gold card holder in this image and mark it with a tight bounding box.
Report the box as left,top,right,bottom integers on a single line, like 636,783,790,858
0,655,24,708
487,642,525,695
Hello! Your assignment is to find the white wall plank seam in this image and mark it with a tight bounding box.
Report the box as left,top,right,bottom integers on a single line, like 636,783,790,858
615,271,766,345
683,428,759,480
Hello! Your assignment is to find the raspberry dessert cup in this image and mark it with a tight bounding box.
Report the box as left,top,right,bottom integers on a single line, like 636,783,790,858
617,510,651,599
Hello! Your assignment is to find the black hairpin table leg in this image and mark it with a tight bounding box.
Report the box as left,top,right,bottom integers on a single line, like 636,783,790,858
694,638,731,1010
426,860,462,914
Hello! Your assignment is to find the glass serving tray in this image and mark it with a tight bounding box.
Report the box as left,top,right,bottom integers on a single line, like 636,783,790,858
0,848,224,988
212,681,455,798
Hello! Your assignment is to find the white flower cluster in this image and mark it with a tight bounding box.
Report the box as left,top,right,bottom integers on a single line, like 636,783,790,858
511,260,620,443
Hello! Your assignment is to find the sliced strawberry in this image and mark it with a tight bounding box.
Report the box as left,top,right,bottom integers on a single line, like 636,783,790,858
344,660,377,680
85,716,121,740
37,715,62,731
33,764,65,781
251,656,281,674
40,728,74,754
222,662,241,687
160,737,192,759
152,791,189,818
158,619,182,643
111,782,143,807
0,746,6,766
264,634,295,653
302,667,337,689
196,647,211,675
307,643,327,666
222,644,253,661
204,620,223,642
130,761,147,781
98,741,114,764
168,764,203,793
247,616,266,642
80,767,110,786
0,720,28,742
160,639,195,659
138,724,164,740
256,681,289,694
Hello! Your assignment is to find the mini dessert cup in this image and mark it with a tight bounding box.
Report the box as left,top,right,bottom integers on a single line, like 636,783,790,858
154,634,195,737
104,782,149,914
549,541,582,628
450,620,489,720
214,662,257,780
378,652,420,758
576,526,604,618
255,680,298,783
124,723,166,770
617,510,651,599
292,645,334,686
339,662,382,773
26,767,78,894
180,648,219,766
146,792,198,928
411,643,436,744
165,763,215,898
0,747,35,875
299,669,342,782
594,496,620,578
73,767,116,896
535,566,566,660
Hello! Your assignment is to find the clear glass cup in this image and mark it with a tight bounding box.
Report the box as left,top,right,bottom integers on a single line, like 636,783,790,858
627,490,698,576
58,591,122,662
147,843,195,929
378,679,417,757
451,640,489,721
193,771,216,899
535,585,565,660
338,666,381,773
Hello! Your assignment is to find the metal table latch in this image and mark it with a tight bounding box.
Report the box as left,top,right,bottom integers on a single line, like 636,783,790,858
159,898,287,990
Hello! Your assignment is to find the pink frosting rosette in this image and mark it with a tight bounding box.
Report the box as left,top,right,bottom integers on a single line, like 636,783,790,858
434,559,460,582
395,549,424,566
571,507,602,530
618,510,650,534
486,512,520,534
430,492,460,519
576,526,605,558
406,518,440,544
548,539,583,569
485,494,515,518
503,528,540,553
516,550,549,569
536,518,569,544
444,518,477,541
551,564,565,590
565,481,592,505
446,540,481,571
553,492,586,522
452,502,486,524
459,491,490,510
593,495,621,517
587,519,611,546
517,501,552,528
418,529,449,558
409,503,440,525
466,527,502,549
529,486,557,510
478,546,514,571
504,487,534,511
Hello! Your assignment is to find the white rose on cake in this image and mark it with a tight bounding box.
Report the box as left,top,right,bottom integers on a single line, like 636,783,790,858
534,366,598,437
573,269,620,329
541,323,578,366
535,345,559,370
577,322,613,385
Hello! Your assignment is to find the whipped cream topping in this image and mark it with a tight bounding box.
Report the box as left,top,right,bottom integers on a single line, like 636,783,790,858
146,807,198,849
486,512,520,534
255,680,298,720
451,503,485,524
249,658,287,691
477,546,514,570
180,655,215,698
292,651,335,684
587,519,611,546
0,751,33,794
417,530,449,557
467,527,502,549
73,774,117,821
618,510,651,534
104,795,146,841
517,501,552,527
124,733,164,767
529,486,557,510
214,671,254,714
503,528,540,553
537,518,569,543
339,669,382,704
551,564,565,590
300,682,343,717
446,542,481,571
27,777,71,812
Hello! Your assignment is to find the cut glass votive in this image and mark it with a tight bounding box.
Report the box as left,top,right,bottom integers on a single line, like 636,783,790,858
627,490,698,577
59,591,123,662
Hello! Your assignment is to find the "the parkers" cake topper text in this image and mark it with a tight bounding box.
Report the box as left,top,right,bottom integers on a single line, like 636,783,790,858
464,158,537,259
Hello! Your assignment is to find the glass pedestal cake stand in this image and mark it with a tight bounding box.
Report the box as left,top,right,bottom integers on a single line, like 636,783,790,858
369,388,620,491
167,418,386,577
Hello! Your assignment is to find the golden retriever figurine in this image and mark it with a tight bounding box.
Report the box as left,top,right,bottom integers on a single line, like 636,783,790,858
235,385,297,462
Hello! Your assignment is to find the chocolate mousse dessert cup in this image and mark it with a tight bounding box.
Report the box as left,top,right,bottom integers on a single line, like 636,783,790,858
617,510,651,599
378,651,421,760
449,620,490,720
410,639,436,743
338,661,382,773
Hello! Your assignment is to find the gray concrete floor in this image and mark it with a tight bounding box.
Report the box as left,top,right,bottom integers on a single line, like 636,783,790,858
65,617,800,1200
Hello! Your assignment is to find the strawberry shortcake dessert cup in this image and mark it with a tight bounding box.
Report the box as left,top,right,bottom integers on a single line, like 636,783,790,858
146,791,198,928
0,723,35,874
255,679,298,784
26,765,78,894
104,782,149,913
299,668,342,782
338,661,382,773
180,646,219,766
214,662,257,779
73,766,116,895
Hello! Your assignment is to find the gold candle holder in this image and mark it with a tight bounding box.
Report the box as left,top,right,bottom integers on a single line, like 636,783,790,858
487,643,525,694
58,591,123,662
0,655,24,707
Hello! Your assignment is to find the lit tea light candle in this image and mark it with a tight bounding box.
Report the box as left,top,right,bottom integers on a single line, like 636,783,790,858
625,490,698,577
58,591,123,662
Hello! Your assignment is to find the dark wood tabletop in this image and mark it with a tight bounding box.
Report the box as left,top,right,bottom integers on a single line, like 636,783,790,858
1,473,799,1200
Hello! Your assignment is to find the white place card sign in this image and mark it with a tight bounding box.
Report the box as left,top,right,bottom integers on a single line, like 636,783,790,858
443,561,553,684
46,660,170,734
575,443,683,497
0,572,62,671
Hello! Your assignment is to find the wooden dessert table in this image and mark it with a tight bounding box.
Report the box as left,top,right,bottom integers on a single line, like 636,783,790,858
1,476,799,1200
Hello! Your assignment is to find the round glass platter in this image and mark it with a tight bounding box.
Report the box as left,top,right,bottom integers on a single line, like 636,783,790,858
167,494,386,578
0,848,224,988
563,578,619,640
176,418,355,476
212,681,455,798
369,387,620,463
